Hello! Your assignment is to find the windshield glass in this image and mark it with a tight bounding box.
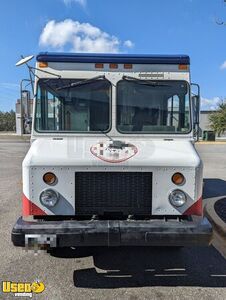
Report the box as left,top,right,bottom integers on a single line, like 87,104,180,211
35,78,111,132
117,80,190,133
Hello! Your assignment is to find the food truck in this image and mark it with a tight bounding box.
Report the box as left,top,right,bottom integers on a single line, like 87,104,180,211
12,53,212,249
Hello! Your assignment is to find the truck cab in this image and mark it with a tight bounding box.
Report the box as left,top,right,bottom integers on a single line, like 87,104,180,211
12,53,212,249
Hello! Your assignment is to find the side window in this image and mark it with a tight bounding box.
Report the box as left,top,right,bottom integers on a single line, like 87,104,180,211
46,92,60,131
167,94,190,131
36,85,60,131
167,95,179,128
35,86,41,130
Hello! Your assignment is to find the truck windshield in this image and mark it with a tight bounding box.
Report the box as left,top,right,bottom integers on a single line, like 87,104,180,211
117,79,191,133
35,78,111,132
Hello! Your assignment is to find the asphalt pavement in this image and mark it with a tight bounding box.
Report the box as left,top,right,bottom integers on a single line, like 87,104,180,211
0,140,226,300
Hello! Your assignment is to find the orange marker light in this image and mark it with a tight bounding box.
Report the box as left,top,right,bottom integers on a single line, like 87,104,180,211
39,62,48,68
172,173,185,185
178,64,188,70
109,63,118,69
124,64,133,69
95,63,104,69
43,172,57,185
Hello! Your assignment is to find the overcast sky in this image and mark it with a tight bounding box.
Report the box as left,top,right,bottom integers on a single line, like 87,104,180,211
0,0,226,111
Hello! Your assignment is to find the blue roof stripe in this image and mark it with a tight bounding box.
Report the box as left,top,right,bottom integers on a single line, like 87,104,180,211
36,52,190,65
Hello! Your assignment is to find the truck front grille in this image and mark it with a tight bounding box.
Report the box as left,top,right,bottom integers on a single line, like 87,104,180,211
75,172,152,215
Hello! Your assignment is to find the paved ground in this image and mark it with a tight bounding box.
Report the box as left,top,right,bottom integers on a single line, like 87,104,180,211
1,140,226,300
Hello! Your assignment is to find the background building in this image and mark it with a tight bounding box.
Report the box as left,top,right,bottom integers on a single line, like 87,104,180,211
200,111,226,139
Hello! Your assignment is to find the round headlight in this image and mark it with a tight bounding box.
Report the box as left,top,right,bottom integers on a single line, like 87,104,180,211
172,172,185,185
43,172,57,185
40,189,59,207
169,189,187,207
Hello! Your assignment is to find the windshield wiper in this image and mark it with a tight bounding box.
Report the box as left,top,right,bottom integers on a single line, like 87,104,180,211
91,126,128,149
122,75,170,87
57,75,106,91
46,75,122,145
96,128,128,149
101,131,115,143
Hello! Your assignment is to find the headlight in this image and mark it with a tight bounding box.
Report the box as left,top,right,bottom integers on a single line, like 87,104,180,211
40,189,59,207
169,189,186,207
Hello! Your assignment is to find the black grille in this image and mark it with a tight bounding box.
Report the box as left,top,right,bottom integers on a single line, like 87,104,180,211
75,172,152,215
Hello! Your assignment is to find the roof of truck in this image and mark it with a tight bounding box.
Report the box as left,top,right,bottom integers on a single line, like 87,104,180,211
36,52,190,65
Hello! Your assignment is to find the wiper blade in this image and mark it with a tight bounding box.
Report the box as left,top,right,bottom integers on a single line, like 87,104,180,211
55,74,114,142
122,75,170,87
40,78,64,100
57,75,106,90
94,128,127,149
98,129,114,142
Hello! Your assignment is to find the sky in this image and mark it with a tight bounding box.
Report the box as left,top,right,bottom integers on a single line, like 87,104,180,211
0,0,226,111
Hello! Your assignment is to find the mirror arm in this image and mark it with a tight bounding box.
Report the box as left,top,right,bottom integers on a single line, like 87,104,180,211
29,66,61,78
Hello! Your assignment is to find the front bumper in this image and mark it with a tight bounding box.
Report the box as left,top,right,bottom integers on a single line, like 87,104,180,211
12,217,213,248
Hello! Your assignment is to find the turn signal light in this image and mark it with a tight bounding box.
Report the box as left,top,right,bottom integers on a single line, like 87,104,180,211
43,172,57,185
172,172,185,185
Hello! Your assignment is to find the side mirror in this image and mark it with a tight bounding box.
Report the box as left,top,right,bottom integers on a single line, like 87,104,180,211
191,83,200,141
192,95,200,125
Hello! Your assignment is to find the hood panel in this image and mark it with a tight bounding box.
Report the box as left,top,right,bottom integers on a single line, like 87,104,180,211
24,138,200,168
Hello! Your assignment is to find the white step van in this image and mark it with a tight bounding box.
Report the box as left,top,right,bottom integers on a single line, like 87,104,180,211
12,53,212,249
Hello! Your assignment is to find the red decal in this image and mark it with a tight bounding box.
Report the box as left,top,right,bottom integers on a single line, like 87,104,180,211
22,194,46,216
183,197,202,216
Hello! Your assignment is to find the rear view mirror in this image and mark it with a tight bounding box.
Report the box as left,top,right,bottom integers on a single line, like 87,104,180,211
192,95,200,125
191,83,200,141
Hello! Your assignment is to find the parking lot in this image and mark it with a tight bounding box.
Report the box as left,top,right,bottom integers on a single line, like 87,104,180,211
1,139,226,300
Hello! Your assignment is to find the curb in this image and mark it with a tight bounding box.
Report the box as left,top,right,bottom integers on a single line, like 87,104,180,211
204,199,226,236
197,141,226,145
204,199,226,259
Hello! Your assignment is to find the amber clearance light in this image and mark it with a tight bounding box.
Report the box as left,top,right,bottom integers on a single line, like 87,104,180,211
178,64,188,70
39,62,48,68
172,172,185,186
43,172,57,185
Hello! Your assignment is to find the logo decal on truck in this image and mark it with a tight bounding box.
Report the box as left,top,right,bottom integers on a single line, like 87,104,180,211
90,140,138,163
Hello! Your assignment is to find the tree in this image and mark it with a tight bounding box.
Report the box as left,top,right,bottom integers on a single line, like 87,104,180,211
0,110,16,131
209,102,226,136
